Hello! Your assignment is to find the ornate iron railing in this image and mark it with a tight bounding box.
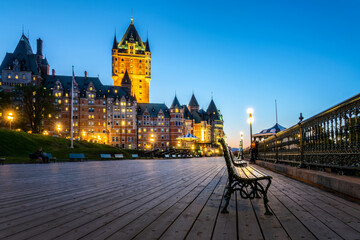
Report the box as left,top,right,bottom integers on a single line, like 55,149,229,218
246,93,360,174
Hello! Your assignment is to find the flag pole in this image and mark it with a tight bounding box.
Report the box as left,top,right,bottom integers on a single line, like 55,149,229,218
71,66,74,148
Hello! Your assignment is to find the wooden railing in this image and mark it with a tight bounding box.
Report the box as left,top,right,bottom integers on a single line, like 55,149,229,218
246,93,360,175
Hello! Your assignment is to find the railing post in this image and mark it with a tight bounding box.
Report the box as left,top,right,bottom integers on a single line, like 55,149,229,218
298,113,305,168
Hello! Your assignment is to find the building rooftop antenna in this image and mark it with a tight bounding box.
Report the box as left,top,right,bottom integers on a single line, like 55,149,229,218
131,9,133,23
275,99,278,124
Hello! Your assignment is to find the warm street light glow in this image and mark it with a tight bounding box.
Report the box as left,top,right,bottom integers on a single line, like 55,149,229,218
7,112,14,129
240,131,244,140
246,108,254,114
247,116,254,124
56,123,61,134
247,108,254,161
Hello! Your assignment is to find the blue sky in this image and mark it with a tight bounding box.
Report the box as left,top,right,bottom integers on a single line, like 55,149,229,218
1,0,359,147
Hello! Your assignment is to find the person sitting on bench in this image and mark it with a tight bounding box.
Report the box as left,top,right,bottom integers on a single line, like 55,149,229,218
35,147,49,163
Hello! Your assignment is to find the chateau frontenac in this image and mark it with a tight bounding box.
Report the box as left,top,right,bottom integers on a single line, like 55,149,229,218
0,19,224,152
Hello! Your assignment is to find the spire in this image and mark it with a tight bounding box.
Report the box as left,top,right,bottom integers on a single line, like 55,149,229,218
121,69,131,88
170,95,181,109
207,99,220,120
118,18,143,47
112,32,118,49
145,37,151,52
189,93,199,107
207,99,218,114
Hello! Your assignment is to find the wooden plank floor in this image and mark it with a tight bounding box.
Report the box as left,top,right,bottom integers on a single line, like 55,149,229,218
0,157,359,240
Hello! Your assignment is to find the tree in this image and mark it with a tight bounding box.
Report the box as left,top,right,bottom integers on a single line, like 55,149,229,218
0,90,13,127
18,86,55,133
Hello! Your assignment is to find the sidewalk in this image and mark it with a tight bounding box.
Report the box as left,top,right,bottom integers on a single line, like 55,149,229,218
256,160,360,200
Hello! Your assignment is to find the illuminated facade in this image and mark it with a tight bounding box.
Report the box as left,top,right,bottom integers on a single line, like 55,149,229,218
1,26,224,151
112,18,151,103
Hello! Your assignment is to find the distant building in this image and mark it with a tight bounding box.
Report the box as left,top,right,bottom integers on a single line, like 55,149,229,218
0,34,49,91
253,123,286,142
0,19,224,152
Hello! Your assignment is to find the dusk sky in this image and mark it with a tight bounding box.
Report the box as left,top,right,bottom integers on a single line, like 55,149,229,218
0,0,359,147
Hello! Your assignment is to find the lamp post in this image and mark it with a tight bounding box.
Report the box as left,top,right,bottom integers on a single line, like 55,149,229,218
239,131,244,159
247,108,254,161
56,123,61,135
7,112,14,130
150,134,155,150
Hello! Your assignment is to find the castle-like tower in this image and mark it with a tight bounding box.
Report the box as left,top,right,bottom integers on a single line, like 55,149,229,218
112,18,151,103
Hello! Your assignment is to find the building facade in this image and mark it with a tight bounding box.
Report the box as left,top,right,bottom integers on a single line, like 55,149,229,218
112,18,151,103
0,20,224,152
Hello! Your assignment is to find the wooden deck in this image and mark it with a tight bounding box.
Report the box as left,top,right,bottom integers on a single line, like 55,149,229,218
0,157,359,240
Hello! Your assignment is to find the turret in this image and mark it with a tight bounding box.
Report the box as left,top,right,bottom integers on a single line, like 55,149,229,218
188,93,199,112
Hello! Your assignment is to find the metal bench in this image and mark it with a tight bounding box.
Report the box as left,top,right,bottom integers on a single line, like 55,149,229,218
29,153,49,163
69,153,87,161
100,154,112,159
114,154,124,159
45,153,56,162
131,154,139,158
219,138,273,215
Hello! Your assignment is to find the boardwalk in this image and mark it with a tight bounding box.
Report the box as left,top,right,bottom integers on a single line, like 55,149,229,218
0,157,359,240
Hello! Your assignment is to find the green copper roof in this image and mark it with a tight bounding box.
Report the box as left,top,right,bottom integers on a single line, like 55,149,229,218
118,20,144,49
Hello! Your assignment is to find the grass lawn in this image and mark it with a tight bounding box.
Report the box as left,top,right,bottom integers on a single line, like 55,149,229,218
0,129,143,163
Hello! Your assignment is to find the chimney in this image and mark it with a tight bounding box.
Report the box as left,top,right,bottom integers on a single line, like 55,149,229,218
84,71,88,80
52,69,55,77
36,38,43,56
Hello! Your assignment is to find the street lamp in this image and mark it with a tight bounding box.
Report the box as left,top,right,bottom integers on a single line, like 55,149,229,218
7,112,14,130
56,123,61,135
239,131,244,159
247,108,254,161
150,134,155,150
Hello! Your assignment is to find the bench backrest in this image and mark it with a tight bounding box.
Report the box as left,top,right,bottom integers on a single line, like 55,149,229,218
219,138,236,178
100,154,112,158
114,154,124,158
131,154,139,158
69,153,85,158
45,153,53,159
165,154,170,158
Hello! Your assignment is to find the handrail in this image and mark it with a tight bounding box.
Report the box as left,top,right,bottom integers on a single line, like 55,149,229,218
252,93,360,175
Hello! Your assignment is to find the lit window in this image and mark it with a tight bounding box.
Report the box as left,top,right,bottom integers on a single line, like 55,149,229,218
15,75,18,79
8,74,11,79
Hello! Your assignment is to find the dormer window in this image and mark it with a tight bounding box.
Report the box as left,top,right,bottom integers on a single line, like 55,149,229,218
90,87,93,91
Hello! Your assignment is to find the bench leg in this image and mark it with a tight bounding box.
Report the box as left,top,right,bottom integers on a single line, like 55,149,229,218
221,180,232,214
259,179,273,215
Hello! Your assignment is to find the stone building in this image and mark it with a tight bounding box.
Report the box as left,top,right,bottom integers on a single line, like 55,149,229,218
0,20,224,152
112,18,151,103
0,34,49,91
